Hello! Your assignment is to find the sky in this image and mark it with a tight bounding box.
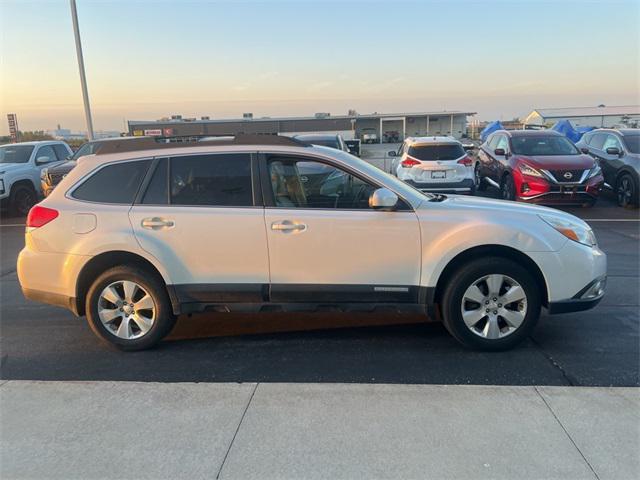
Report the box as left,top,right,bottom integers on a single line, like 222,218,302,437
1,0,639,134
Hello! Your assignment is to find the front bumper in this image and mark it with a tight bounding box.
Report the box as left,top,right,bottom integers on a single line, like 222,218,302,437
404,178,475,193
547,276,606,313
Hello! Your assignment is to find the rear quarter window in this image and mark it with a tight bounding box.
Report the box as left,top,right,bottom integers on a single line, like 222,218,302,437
72,160,151,204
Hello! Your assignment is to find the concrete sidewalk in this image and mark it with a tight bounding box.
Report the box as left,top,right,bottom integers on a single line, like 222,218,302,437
1,381,638,480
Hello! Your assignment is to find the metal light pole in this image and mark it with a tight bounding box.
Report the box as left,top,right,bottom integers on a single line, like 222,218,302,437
70,0,94,140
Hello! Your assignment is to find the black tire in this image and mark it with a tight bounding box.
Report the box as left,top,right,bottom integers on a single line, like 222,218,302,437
440,257,541,351
9,183,37,217
86,265,176,351
616,173,639,208
474,164,486,191
501,174,516,201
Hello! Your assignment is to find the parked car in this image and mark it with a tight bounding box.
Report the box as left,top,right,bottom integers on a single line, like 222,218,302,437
18,135,606,352
292,134,349,152
576,129,640,207
361,128,378,144
0,140,72,216
476,130,604,206
389,136,475,194
41,137,129,197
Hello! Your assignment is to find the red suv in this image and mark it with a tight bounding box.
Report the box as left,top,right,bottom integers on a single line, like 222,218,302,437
476,130,604,206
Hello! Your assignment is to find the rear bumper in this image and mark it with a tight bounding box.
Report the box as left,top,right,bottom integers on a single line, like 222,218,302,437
405,178,475,193
22,288,80,316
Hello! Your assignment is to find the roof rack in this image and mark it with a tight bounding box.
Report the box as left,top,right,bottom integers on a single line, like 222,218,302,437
95,134,310,155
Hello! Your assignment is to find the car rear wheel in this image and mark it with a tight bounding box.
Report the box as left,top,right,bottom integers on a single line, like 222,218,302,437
616,173,638,208
86,265,176,351
9,184,37,217
501,174,516,201
440,257,541,351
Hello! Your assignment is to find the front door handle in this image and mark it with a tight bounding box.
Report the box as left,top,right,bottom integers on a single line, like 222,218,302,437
271,220,307,233
141,217,174,230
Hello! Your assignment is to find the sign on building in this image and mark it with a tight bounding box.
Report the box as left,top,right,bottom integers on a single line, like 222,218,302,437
7,113,18,142
143,129,162,136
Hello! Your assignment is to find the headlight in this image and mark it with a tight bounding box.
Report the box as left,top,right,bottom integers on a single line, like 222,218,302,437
540,215,597,247
518,163,543,178
587,163,602,179
40,168,49,181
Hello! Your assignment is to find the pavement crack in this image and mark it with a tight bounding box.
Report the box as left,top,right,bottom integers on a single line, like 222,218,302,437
216,382,259,479
534,386,601,480
530,337,578,386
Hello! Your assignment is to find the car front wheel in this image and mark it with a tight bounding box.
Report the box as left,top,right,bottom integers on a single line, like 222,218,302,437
616,173,638,208
441,257,541,351
86,265,176,351
474,164,486,191
501,174,516,201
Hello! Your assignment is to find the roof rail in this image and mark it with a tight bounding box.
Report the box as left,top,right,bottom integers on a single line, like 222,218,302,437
95,134,310,155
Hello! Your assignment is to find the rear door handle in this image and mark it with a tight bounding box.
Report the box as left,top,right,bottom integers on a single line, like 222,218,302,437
271,220,307,233
141,217,174,230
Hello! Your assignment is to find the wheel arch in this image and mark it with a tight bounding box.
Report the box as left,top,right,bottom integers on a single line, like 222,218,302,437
74,250,176,316
10,178,37,192
433,244,549,308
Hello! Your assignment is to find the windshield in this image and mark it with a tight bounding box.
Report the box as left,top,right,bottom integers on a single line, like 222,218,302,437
623,135,640,154
0,145,34,164
71,141,101,160
408,144,465,161
308,138,340,149
511,136,579,156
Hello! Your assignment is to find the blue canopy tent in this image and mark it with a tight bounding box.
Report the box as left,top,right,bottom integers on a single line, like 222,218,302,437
480,121,505,142
551,120,595,143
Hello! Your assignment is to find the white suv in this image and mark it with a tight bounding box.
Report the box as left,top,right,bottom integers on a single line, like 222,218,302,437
390,136,476,194
0,141,72,215
18,135,606,351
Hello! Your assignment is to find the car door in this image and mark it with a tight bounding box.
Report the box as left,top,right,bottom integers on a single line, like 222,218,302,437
478,134,499,181
262,154,422,303
129,152,270,303
585,133,611,183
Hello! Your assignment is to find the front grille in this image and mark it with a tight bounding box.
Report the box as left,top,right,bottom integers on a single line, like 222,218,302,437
48,173,65,185
547,169,586,183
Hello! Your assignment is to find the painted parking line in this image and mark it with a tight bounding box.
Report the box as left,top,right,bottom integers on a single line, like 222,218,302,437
0,224,25,227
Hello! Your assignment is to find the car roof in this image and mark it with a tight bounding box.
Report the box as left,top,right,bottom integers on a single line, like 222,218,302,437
588,128,640,136
405,136,459,145
0,140,67,147
496,130,563,138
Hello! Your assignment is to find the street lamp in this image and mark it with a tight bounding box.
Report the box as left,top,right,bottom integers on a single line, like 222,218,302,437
70,0,94,140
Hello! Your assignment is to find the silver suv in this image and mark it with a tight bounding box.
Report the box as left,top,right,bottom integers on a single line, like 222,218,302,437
18,135,606,351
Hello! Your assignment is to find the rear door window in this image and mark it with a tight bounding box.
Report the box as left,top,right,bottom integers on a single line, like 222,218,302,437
72,160,151,204
169,154,253,207
407,143,465,161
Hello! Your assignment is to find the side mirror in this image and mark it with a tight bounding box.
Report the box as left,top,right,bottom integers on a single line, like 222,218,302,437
606,147,621,156
36,156,51,165
369,188,398,210
580,147,590,154
387,151,397,157
494,148,506,156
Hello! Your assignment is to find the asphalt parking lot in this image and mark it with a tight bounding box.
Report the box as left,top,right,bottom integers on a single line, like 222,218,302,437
0,189,638,386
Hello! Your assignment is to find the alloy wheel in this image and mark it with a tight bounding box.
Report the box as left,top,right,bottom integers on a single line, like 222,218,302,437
460,274,527,339
617,176,634,207
98,280,156,340
15,189,36,216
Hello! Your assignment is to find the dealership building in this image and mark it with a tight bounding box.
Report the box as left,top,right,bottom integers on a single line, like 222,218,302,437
523,105,640,128
128,110,476,142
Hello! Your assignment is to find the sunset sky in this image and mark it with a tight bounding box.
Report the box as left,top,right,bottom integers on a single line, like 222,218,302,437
1,0,639,135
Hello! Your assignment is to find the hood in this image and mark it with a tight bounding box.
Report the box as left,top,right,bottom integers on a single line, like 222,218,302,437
0,163,29,174
48,160,77,174
420,194,589,228
517,154,594,169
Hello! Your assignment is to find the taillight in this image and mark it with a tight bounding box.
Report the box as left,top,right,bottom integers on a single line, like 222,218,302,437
401,157,421,168
457,156,473,166
26,205,59,228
